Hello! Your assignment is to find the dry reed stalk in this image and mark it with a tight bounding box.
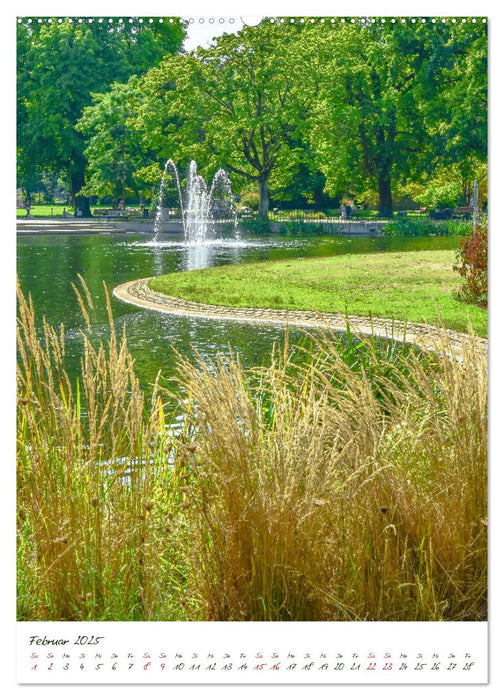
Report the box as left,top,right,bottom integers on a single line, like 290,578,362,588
17,279,182,621
173,324,487,621
17,276,487,622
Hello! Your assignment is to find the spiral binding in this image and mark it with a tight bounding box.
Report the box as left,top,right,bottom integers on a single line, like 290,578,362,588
17,17,488,25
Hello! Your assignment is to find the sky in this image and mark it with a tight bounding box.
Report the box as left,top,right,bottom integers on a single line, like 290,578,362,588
183,16,263,51
183,17,243,51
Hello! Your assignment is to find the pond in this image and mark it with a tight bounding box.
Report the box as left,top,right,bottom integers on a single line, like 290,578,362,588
17,231,461,393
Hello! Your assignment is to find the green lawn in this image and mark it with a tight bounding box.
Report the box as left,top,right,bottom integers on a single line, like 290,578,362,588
149,249,487,337
16,204,69,218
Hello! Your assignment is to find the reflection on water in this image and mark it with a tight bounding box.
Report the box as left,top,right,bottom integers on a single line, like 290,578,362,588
151,244,165,278
17,232,461,393
184,244,214,271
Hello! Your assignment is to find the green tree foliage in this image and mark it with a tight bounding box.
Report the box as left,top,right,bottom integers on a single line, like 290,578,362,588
133,21,310,218
413,159,487,211
431,22,487,164
26,19,486,217
77,78,151,205
306,19,487,216
17,17,185,214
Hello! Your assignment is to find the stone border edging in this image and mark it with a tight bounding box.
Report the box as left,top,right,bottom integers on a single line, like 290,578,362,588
113,277,487,358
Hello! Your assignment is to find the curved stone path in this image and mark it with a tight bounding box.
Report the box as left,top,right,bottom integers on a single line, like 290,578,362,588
113,277,487,358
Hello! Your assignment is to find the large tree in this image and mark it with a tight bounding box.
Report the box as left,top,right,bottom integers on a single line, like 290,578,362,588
72,19,487,218
133,21,310,218
429,21,487,171
306,19,487,217
77,77,151,206
17,17,185,215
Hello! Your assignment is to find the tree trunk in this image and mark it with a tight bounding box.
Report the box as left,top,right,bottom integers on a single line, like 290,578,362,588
377,174,393,218
258,173,269,219
70,168,91,217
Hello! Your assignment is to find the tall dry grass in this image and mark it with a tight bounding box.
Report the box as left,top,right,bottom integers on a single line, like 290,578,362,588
173,327,487,621
16,277,188,621
17,278,487,621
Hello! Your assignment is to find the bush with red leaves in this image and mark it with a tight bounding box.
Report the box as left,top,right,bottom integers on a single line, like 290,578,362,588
453,219,488,309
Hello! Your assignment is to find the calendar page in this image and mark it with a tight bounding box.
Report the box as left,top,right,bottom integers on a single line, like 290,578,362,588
17,621,487,683
12,0,493,691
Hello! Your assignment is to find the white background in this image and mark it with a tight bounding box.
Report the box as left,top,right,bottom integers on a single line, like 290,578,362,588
2,1,502,698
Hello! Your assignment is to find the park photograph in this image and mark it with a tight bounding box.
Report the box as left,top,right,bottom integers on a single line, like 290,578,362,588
16,14,488,626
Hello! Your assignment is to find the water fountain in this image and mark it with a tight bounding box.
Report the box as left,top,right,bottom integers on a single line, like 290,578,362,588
154,159,239,244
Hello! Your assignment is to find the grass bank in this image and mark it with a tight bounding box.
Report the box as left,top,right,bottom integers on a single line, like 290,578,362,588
149,249,487,337
17,204,69,218
17,279,487,622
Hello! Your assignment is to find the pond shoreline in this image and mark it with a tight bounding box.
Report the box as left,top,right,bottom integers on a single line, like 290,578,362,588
114,277,487,358
16,217,387,236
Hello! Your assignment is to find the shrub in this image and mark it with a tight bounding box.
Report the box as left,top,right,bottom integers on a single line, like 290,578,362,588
237,216,271,235
239,191,260,210
417,181,461,211
282,219,327,235
219,221,238,236
384,217,471,237
453,219,488,308
444,220,474,235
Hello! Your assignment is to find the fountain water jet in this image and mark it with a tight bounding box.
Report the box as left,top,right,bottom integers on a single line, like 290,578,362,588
153,159,185,241
154,160,238,243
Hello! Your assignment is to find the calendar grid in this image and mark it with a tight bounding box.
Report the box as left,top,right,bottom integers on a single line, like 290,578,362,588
18,621,488,684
